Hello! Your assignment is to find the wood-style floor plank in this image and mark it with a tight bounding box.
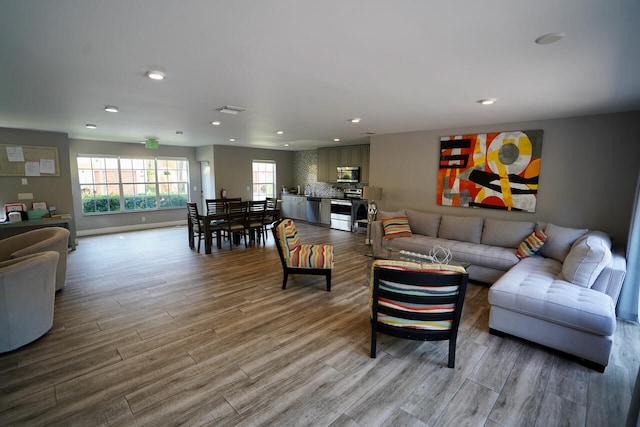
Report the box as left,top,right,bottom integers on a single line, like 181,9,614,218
0,223,637,426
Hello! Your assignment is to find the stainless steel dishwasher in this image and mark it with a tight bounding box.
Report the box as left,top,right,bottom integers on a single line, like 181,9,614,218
306,197,322,223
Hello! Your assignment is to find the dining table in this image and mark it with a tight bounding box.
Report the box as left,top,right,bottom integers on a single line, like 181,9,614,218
187,206,280,254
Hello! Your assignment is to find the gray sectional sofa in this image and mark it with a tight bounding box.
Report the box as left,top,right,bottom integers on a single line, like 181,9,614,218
370,209,627,371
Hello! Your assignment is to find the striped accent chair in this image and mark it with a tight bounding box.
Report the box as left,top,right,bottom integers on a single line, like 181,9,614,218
369,259,469,368
272,218,334,291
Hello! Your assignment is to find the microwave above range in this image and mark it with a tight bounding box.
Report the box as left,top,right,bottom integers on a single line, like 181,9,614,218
337,166,360,183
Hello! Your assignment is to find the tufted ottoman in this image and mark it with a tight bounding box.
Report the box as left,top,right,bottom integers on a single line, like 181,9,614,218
488,255,616,371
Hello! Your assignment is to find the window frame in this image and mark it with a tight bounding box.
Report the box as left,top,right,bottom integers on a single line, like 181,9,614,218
77,155,190,215
251,160,276,201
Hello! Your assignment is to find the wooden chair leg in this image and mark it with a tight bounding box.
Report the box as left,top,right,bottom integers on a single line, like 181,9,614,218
282,271,288,289
448,339,455,368
325,271,331,291
370,322,377,358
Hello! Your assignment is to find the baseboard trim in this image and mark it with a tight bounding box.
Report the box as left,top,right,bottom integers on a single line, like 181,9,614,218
77,220,186,237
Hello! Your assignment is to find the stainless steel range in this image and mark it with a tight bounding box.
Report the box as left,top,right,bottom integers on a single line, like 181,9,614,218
330,188,364,231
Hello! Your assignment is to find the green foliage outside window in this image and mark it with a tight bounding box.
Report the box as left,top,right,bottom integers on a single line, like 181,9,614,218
78,156,190,215
81,193,188,214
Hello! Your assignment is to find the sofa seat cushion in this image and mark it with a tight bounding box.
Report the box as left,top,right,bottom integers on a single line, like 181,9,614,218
382,235,519,271
489,255,616,336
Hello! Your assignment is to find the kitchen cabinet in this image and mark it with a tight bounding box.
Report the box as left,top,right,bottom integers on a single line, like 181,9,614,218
317,148,329,182
359,144,370,183
342,145,362,166
317,144,369,183
320,198,331,225
281,195,306,220
317,147,339,182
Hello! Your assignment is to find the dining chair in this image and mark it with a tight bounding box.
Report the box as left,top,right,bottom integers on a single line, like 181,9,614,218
186,202,204,253
262,197,279,239
246,200,267,244
272,218,333,291
205,199,229,245
369,259,469,368
224,200,248,249
205,199,226,216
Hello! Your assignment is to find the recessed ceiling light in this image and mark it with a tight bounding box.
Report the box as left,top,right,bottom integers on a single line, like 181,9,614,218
276,130,284,135
349,118,361,123
334,138,341,142
211,121,222,126
85,124,97,129
284,143,290,147
146,70,165,80
477,98,496,105
229,138,236,142
104,105,119,113
535,32,565,45
218,105,247,115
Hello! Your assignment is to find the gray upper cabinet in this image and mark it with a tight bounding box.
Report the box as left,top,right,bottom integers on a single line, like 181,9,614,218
359,144,370,183
317,144,370,183
317,148,329,182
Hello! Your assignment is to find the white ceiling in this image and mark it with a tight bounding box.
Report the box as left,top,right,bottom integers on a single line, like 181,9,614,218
1,1,639,150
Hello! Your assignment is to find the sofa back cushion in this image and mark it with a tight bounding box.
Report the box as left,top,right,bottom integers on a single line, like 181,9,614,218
438,215,483,244
405,209,441,237
539,223,588,262
562,232,612,288
481,218,536,248
378,210,406,220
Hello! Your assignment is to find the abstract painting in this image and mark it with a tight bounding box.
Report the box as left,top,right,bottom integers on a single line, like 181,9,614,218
438,130,543,212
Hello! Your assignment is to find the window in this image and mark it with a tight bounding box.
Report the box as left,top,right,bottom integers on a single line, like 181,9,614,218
252,160,276,201
78,156,189,214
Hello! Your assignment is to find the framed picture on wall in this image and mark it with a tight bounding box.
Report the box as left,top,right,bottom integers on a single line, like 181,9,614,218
438,130,543,212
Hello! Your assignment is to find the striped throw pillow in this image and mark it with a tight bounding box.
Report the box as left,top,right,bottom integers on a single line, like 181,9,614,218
381,216,413,240
516,229,547,259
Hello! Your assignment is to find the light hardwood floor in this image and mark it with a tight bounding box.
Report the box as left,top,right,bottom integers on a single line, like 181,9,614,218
1,223,638,426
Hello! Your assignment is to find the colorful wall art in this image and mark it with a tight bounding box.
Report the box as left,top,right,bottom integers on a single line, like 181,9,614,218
438,130,543,212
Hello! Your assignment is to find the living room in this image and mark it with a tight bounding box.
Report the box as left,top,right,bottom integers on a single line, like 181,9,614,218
2,1,640,425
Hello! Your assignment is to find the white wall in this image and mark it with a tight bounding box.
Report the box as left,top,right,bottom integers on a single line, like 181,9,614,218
369,111,640,248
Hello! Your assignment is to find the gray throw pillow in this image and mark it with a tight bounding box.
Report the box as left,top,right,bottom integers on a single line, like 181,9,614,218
438,215,484,243
562,233,612,288
539,223,588,262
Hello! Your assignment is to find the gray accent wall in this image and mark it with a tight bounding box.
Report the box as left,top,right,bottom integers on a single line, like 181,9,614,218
212,145,294,200
369,111,640,248
0,128,74,236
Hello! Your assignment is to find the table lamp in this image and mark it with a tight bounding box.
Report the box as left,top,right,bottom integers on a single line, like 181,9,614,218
363,186,383,245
